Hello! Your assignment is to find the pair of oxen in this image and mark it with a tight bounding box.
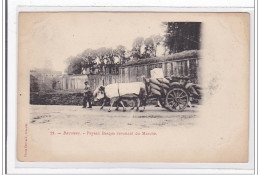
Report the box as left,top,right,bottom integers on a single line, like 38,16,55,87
93,82,147,112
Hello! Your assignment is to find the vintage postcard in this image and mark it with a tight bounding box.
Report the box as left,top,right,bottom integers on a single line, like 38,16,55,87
17,12,250,162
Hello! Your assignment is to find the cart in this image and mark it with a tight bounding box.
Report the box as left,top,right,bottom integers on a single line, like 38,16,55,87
143,76,201,112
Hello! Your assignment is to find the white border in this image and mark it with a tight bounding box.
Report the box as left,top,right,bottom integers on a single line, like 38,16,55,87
6,2,255,175
8,0,255,8
1,0,5,174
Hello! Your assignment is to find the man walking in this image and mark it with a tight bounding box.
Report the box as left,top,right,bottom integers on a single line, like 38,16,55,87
82,81,92,108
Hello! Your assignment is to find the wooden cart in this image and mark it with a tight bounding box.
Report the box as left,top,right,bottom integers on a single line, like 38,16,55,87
144,76,201,112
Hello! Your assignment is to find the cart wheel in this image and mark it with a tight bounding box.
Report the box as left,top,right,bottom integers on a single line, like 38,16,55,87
165,87,189,112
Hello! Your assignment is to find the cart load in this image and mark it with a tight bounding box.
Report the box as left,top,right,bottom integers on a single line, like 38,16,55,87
144,68,201,112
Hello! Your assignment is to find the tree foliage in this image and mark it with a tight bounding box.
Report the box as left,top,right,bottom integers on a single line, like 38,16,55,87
66,56,83,75
66,22,201,75
142,35,164,58
152,35,164,56
143,37,154,58
164,22,201,54
66,46,127,75
131,37,144,59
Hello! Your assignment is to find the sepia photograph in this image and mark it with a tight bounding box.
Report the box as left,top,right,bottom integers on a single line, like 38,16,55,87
17,12,249,162
29,20,201,129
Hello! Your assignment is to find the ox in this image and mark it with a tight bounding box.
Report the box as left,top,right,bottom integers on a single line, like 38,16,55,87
93,82,146,112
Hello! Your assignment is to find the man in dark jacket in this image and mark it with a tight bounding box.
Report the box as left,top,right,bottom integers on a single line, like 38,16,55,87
82,81,92,108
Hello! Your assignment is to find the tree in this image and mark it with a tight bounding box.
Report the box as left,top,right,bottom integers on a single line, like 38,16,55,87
65,44,129,75
66,55,83,75
114,45,128,64
106,48,115,65
81,48,96,66
164,22,201,54
131,37,144,59
143,37,155,58
80,48,98,74
96,47,109,73
96,47,108,64
152,35,164,57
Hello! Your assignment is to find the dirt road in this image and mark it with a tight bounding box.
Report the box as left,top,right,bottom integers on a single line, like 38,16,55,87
30,105,199,130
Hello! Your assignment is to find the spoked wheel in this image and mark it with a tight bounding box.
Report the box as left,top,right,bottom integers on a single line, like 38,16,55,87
165,87,189,112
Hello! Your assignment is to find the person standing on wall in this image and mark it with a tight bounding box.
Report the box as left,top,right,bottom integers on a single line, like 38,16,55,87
82,81,92,109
